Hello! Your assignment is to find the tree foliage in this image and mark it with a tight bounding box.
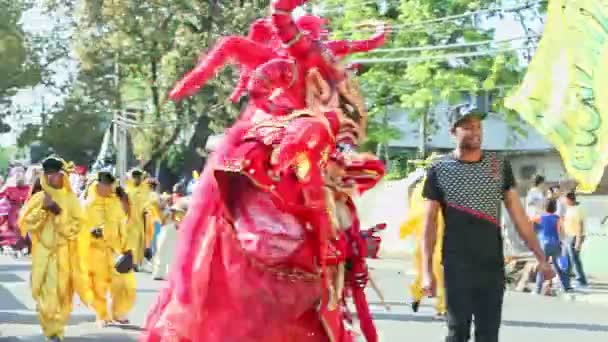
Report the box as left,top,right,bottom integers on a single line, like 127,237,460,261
70,0,267,166
15,0,269,173
318,0,528,150
0,0,43,121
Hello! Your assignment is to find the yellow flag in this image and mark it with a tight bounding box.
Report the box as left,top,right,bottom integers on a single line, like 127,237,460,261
505,0,608,193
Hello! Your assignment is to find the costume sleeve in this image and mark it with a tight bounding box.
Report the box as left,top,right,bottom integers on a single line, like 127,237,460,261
17,192,48,237
117,201,130,252
422,166,443,202
65,196,86,240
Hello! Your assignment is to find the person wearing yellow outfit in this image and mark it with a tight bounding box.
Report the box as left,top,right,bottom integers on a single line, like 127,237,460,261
400,158,446,319
84,171,136,327
18,156,92,342
125,169,152,270
144,178,162,256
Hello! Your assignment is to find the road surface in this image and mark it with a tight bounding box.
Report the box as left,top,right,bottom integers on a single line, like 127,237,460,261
1,255,607,341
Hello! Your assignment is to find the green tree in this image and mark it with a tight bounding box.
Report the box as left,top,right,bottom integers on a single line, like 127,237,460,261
0,0,43,124
70,0,268,172
318,0,528,158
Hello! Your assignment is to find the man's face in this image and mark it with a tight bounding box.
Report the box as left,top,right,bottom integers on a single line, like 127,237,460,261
132,175,142,186
46,172,64,189
452,117,482,151
96,182,113,197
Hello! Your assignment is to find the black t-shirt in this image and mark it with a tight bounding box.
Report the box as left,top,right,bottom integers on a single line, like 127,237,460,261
423,153,516,272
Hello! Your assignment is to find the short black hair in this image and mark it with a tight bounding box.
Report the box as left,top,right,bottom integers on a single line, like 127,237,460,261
98,171,116,185
534,175,545,186
42,157,63,174
546,199,557,213
566,191,578,204
131,169,144,177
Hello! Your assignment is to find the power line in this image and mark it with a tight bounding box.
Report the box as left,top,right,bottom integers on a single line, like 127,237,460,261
330,1,546,34
315,0,393,14
366,35,539,54
351,45,536,64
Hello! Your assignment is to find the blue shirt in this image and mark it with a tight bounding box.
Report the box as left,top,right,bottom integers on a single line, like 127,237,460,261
537,214,561,244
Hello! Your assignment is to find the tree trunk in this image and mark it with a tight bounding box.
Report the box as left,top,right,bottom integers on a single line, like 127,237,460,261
182,113,212,177
150,52,161,119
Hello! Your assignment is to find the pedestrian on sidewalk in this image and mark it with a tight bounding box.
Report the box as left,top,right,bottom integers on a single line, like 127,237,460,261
533,199,572,294
563,191,589,287
421,104,554,342
526,175,546,224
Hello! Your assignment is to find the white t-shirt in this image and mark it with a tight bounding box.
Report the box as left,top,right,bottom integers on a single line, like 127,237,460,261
526,187,545,217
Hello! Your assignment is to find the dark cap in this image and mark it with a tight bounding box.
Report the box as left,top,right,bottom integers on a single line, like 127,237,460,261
42,156,64,174
449,104,487,129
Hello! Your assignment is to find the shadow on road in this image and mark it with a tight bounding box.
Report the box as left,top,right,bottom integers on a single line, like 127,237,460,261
503,319,608,332
372,311,608,333
63,333,137,341
0,264,30,273
0,312,95,326
371,312,441,323
0,287,27,311
135,289,159,294
108,324,143,332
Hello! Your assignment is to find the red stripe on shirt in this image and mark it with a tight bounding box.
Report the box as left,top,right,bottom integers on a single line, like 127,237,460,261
447,203,499,226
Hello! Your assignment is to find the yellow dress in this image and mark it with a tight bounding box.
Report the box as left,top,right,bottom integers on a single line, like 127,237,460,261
145,191,161,249
125,182,152,264
400,177,446,314
84,182,136,321
18,176,92,339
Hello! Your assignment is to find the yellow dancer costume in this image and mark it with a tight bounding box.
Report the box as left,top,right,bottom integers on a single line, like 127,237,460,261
18,157,92,341
84,172,136,325
125,169,152,265
144,181,161,251
400,159,445,316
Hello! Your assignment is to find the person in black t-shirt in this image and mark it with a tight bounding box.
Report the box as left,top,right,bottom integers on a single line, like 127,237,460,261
421,105,555,342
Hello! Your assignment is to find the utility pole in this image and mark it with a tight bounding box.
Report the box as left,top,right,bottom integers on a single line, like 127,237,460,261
112,52,128,183
418,109,428,159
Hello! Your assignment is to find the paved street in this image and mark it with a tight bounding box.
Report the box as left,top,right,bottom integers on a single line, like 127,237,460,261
1,256,608,341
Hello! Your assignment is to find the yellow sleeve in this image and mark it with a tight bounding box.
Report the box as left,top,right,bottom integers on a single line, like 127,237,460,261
17,193,48,237
112,198,130,252
64,195,86,240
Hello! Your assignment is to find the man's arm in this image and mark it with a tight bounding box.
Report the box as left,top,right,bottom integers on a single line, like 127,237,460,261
422,200,441,278
575,209,585,250
503,189,545,261
420,166,443,295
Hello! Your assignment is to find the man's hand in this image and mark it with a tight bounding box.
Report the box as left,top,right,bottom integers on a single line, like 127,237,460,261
538,260,556,281
421,269,437,297
43,193,62,215
91,227,104,239
575,235,584,252
422,199,440,298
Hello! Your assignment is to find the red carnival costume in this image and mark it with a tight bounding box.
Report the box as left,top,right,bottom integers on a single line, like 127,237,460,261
142,1,387,341
0,166,31,251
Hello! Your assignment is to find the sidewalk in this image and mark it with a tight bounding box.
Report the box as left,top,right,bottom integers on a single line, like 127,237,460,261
370,257,608,307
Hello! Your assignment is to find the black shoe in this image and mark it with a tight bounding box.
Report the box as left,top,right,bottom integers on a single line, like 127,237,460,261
411,300,420,313
47,336,61,342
